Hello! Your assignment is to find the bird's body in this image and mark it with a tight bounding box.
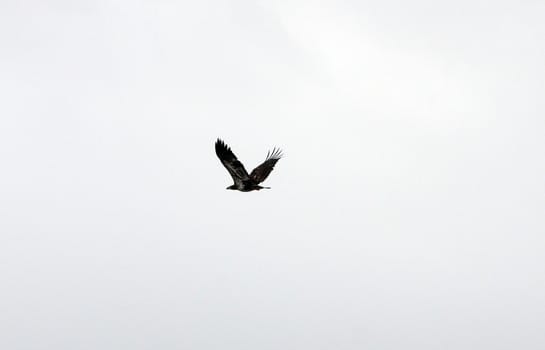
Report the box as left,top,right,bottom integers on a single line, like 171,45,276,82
215,139,282,192
227,180,268,192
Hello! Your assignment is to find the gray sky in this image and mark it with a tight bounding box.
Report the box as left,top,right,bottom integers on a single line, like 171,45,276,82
1,1,544,349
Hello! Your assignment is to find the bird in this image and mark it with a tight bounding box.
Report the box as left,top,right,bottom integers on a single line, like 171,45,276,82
215,138,283,192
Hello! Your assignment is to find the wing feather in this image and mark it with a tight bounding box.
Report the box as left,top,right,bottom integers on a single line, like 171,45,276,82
250,147,283,184
215,139,250,185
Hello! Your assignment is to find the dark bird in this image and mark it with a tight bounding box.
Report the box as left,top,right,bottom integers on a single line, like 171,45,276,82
215,138,283,191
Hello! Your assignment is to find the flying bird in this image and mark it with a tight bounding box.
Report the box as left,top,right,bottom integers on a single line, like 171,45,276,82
215,138,283,191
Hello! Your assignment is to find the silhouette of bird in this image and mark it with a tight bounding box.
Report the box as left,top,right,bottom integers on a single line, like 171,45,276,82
215,138,283,192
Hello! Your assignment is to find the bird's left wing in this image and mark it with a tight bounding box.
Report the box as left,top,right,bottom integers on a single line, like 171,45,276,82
250,147,283,184
215,139,250,184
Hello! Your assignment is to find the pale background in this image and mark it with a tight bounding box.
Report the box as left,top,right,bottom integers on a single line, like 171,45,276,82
1,1,544,349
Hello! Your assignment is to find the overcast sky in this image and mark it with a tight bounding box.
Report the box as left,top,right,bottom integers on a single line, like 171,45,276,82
1,1,544,349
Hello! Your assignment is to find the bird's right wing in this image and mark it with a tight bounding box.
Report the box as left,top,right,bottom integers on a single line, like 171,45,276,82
250,147,283,184
215,139,250,185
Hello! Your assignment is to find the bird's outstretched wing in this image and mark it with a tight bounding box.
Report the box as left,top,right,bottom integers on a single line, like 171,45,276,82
215,139,250,185
250,147,283,184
